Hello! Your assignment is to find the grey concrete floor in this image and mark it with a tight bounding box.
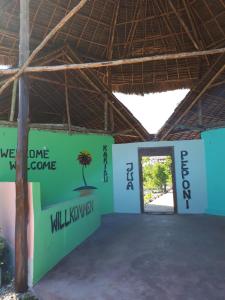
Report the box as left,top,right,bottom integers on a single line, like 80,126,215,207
34,214,225,300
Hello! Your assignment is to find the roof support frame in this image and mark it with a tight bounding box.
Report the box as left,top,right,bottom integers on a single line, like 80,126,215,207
64,45,147,141
168,0,200,50
0,0,88,97
158,53,225,140
1,48,225,78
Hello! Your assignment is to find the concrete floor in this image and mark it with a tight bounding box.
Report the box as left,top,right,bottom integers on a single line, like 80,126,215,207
34,214,225,300
145,191,174,213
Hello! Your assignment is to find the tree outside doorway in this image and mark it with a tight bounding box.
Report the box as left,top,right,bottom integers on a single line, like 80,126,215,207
142,155,173,211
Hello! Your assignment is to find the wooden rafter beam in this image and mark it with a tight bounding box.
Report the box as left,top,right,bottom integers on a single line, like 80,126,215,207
106,0,120,61
198,100,203,126
43,0,110,28
182,0,209,65
64,71,71,133
182,0,200,43
1,48,225,78
123,0,142,58
218,0,225,9
168,0,200,50
0,121,111,134
104,97,108,131
210,79,225,88
0,121,141,138
64,45,147,141
106,0,120,129
112,133,139,138
0,0,88,96
156,0,182,51
174,124,205,131
29,75,98,94
158,53,225,140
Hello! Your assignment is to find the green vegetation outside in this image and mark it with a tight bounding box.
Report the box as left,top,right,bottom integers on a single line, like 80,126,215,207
142,156,172,204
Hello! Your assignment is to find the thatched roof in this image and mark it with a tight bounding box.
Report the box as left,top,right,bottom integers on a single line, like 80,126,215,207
0,45,150,143
1,0,225,94
0,0,225,142
157,53,225,140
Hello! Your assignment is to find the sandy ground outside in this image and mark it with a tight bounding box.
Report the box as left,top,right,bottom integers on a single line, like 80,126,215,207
145,191,174,213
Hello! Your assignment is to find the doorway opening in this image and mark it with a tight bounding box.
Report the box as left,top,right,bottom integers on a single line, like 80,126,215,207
139,147,177,214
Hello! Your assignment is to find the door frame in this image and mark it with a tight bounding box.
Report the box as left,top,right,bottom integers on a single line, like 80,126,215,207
138,146,178,214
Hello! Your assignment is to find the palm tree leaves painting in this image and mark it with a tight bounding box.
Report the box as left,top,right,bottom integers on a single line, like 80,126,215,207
74,150,97,195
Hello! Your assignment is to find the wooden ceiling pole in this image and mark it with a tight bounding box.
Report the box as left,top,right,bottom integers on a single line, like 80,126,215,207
15,0,29,292
182,0,209,65
123,0,142,58
64,71,72,133
168,0,200,50
29,74,98,93
158,53,225,140
104,98,108,131
106,0,120,132
157,0,182,51
0,0,88,96
64,46,147,141
9,79,18,121
2,47,225,77
198,100,203,126
182,0,200,44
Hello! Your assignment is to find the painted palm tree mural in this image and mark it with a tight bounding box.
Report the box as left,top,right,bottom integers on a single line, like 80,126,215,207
78,150,92,186
74,150,97,195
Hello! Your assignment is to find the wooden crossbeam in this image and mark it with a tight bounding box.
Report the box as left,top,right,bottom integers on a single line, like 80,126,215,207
0,121,142,138
1,48,225,78
0,121,111,135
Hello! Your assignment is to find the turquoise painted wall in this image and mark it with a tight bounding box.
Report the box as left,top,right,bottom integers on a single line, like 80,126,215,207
202,128,225,215
0,126,114,214
32,183,101,284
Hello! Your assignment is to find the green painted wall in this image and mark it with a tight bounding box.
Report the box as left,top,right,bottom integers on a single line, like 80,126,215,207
32,182,101,284
0,126,114,214
202,128,225,215
0,126,114,283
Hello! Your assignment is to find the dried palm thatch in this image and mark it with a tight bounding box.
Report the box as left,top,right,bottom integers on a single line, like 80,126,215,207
0,44,150,142
1,0,225,92
157,52,225,140
0,0,225,141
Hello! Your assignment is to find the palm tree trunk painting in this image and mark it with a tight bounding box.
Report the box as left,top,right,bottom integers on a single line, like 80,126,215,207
74,150,97,194
82,165,87,186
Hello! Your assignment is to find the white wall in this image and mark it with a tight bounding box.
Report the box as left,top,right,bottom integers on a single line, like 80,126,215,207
113,140,207,214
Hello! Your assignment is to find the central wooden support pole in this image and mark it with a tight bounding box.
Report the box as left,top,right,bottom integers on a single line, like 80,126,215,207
15,0,30,292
